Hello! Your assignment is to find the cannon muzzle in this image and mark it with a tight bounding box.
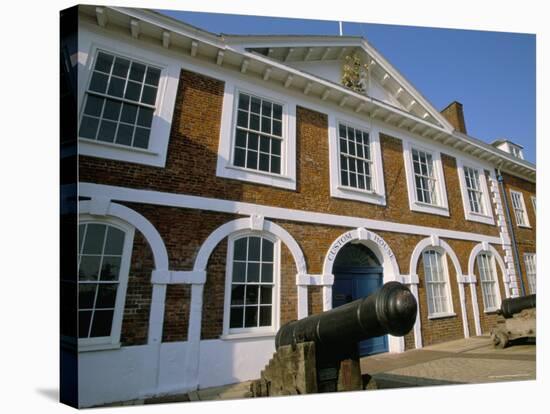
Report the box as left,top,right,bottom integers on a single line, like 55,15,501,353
498,294,536,319
275,281,417,350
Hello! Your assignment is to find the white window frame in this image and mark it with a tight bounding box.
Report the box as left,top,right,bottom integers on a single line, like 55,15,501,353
328,115,386,205
78,215,135,352
403,140,449,216
222,232,281,339
531,196,536,214
456,159,495,225
216,82,296,190
524,253,536,294
476,253,502,313
422,249,455,319
510,190,531,228
78,26,180,167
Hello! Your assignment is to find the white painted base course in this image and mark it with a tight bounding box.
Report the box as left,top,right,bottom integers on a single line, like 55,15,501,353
78,338,275,407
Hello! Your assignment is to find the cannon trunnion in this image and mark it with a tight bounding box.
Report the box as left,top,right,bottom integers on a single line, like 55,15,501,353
251,282,418,396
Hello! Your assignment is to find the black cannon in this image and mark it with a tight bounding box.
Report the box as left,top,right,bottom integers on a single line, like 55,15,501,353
276,281,417,353
497,294,536,319
251,282,418,395
492,294,536,348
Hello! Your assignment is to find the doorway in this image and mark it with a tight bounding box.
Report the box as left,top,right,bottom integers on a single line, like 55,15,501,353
332,242,388,356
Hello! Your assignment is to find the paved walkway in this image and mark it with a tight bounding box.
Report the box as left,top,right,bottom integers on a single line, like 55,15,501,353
109,336,535,405
361,336,536,388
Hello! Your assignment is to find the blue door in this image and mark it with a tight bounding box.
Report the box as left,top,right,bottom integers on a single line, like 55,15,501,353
333,266,388,356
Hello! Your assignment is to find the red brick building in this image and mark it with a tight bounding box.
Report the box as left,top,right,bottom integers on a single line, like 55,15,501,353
65,6,536,407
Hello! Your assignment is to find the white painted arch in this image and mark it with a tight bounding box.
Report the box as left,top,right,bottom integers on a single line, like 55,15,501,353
322,227,404,353
184,216,307,390
409,236,469,341
193,217,307,274
468,243,509,299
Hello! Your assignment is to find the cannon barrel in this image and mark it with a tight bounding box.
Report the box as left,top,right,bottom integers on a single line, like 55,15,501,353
275,281,417,350
498,294,536,319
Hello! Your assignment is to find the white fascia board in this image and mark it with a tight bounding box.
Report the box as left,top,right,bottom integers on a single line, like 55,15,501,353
80,182,504,245
359,39,455,133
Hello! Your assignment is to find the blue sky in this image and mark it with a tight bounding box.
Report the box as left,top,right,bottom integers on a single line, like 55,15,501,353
157,9,536,163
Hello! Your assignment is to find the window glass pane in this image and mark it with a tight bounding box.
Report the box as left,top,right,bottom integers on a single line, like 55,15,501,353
129,62,146,82
229,307,244,328
244,307,258,328
234,238,247,260
120,103,138,124
259,306,272,326
237,110,248,128
100,256,121,281
261,116,271,134
89,72,109,93
231,285,245,306
247,263,260,282
236,130,247,148
272,120,282,137
103,99,122,121
238,94,250,110
246,150,258,170
260,287,272,304
79,310,92,338
137,107,154,128
271,156,281,174
90,309,114,337
95,284,118,308
95,52,114,73
249,114,260,131
84,95,104,117
245,285,259,305
79,116,99,139
262,239,273,261
112,57,130,78
79,256,101,281
271,139,281,156
107,77,125,97
125,81,142,101
273,104,282,120
79,224,86,252
78,284,96,309
260,136,270,153
141,86,157,105
250,97,261,114
145,67,161,86
248,237,261,260
82,224,106,254
234,148,246,167
259,153,270,172
115,124,134,146
248,133,259,151
261,100,272,117
133,127,150,149
232,262,246,283
261,263,273,283
97,120,117,142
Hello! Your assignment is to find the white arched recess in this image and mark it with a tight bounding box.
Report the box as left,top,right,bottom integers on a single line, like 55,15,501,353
467,242,509,336
320,227,406,353
79,198,171,394
184,215,307,391
409,236,469,348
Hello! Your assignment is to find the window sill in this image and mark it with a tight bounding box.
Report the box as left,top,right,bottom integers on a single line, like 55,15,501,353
427,312,456,320
332,185,386,206
517,224,532,229
217,163,296,190
78,342,122,352
411,201,450,217
220,331,277,341
484,308,500,314
465,211,495,226
79,137,167,167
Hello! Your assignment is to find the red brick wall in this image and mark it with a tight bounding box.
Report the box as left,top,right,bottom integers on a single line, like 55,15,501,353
79,69,525,348
79,69,499,239
501,173,536,295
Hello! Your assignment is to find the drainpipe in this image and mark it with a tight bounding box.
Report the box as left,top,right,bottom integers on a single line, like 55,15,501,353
496,168,526,296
